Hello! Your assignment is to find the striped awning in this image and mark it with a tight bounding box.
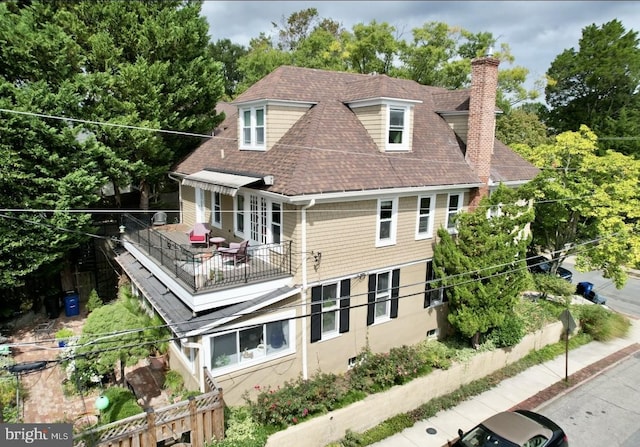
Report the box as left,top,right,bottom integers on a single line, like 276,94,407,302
182,171,261,197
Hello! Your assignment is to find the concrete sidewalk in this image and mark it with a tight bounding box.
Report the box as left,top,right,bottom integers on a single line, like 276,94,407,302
372,318,640,447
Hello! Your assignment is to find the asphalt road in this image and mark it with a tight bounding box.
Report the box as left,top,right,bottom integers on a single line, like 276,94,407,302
563,258,640,318
537,352,640,447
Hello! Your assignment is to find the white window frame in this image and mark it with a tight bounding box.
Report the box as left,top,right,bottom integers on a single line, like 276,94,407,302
446,193,463,233
211,191,222,228
207,311,295,374
235,192,283,246
386,105,409,152
240,105,265,150
374,271,391,323
321,283,339,339
376,197,398,247
234,194,245,236
415,195,435,239
195,187,205,223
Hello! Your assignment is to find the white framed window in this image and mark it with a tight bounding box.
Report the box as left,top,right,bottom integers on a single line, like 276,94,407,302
374,271,391,322
271,202,282,244
446,193,463,233
236,193,283,246
211,191,222,228
386,106,409,151
195,187,205,223
240,106,265,150
209,317,292,373
376,197,397,246
321,283,339,337
416,195,435,239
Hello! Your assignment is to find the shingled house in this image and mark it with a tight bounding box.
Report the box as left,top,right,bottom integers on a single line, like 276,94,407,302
116,55,539,405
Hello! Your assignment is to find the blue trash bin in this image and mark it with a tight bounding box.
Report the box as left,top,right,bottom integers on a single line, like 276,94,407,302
64,292,80,317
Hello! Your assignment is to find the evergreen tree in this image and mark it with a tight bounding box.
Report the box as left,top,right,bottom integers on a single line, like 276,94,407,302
433,185,533,347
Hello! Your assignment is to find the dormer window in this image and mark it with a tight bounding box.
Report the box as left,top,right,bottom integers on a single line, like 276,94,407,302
240,106,265,150
386,106,409,151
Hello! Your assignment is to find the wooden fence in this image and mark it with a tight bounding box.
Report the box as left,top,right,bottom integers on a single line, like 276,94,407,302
74,368,224,447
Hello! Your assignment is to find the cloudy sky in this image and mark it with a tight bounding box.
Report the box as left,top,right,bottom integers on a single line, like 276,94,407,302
201,1,640,91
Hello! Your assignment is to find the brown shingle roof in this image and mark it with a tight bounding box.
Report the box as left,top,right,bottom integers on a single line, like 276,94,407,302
175,66,538,196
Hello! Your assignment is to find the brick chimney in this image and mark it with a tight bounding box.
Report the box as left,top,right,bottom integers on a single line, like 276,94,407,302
466,55,500,210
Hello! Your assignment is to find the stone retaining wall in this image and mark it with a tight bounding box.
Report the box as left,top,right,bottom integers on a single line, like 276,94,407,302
265,321,565,447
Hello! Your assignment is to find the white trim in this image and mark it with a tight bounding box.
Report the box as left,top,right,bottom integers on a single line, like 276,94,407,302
204,309,296,376
239,105,266,150
287,183,481,205
446,192,464,233
211,191,222,229
348,97,422,108
233,98,316,108
195,187,205,223
386,105,410,152
415,194,436,239
376,197,398,247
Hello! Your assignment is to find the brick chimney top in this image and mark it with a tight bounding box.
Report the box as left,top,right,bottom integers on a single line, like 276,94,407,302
467,55,500,210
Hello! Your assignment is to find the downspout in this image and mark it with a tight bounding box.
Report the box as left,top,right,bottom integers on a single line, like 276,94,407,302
300,199,315,381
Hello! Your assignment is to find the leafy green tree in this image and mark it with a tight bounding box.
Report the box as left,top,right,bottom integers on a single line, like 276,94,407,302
545,19,640,158
209,38,248,100
515,126,640,287
59,0,225,208
496,108,552,147
74,288,152,384
433,185,533,347
346,20,399,74
0,2,103,299
236,34,292,95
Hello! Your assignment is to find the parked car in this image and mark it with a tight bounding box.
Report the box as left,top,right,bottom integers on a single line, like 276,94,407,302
453,409,569,447
526,256,573,282
576,281,607,305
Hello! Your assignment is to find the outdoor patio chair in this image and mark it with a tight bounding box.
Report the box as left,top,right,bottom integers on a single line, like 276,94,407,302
218,240,250,266
34,320,56,340
151,212,167,226
188,222,210,246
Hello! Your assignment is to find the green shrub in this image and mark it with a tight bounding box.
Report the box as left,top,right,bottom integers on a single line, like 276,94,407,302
347,345,428,394
246,372,350,429
100,387,143,424
163,370,184,395
86,289,103,313
415,340,453,369
207,406,268,447
578,305,630,341
488,313,525,348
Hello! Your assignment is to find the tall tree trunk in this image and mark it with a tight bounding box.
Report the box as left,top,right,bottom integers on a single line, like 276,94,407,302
139,180,150,211
472,331,481,349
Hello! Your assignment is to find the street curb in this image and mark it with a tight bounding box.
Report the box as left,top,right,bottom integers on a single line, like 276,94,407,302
511,342,640,412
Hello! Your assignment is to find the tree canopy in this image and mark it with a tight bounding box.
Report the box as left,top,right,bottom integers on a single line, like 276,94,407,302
220,8,539,107
545,19,640,158
433,185,533,347
514,126,640,288
0,0,225,301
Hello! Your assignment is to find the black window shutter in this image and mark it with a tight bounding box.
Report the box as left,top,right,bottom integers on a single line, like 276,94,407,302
339,279,351,333
311,286,322,343
367,274,376,326
424,260,433,308
390,269,400,318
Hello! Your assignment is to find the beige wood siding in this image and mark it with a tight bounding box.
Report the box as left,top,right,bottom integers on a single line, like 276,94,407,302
182,185,196,227
353,105,385,151
443,114,469,144
305,262,451,378
298,199,435,284
266,104,310,150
